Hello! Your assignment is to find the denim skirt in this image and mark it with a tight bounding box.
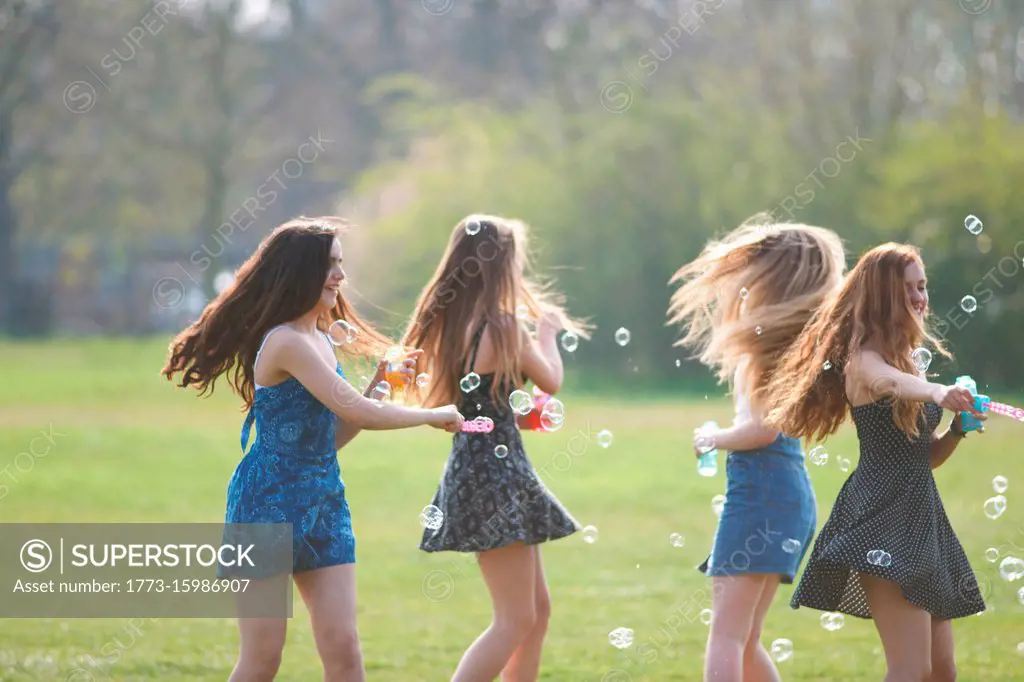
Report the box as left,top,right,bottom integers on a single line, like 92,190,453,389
698,437,817,584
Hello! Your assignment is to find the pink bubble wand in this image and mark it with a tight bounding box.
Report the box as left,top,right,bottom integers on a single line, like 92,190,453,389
986,401,1024,423
461,417,495,433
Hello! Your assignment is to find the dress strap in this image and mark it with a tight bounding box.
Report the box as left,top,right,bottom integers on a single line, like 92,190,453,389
463,321,488,375
240,409,256,454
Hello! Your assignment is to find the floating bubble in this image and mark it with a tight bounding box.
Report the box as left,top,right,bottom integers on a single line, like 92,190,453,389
820,612,845,632
1018,642,1024,656
984,495,1007,519
582,525,599,544
911,347,933,373
965,214,983,235
999,556,1024,581
838,457,851,473
516,304,530,320
700,609,712,625
740,287,749,300
961,295,978,313
782,538,802,554
993,475,1008,494
214,270,235,294
675,359,682,367
415,372,430,388
1018,586,1024,606
755,326,763,335
494,444,509,459
561,331,579,352
459,372,481,393
540,398,565,432
808,445,828,466
823,361,832,370
465,219,481,235
419,505,444,530
770,639,793,663
608,627,633,649
614,327,631,346
327,319,357,346
597,429,613,448
369,381,391,402
669,532,685,547
711,494,726,517
509,389,534,415
867,549,893,567
384,345,405,363
985,547,1000,563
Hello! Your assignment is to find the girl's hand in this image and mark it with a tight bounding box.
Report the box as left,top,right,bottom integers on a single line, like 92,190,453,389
369,349,424,392
951,411,988,435
429,405,465,433
693,426,717,458
537,311,562,338
931,384,983,416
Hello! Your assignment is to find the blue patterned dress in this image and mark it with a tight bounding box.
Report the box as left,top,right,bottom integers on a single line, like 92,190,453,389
222,327,356,576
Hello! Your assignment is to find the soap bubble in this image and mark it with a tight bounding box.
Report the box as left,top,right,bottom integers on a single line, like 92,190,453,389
459,372,481,393
984,495,1007,520
911,347,932,372
782,538,802,554
770,639,793,663
509,389,533,415
608,627,633,649
820,612,845,632
867,549,893,567
327,320,358,346
964,215,983,235
419,505,444,530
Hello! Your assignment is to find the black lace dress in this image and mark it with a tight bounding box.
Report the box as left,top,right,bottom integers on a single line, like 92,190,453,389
419,322,581,553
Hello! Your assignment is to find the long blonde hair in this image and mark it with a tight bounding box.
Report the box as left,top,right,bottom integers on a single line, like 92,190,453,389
668,214,847,413
765,243,951,441
402,214,590,407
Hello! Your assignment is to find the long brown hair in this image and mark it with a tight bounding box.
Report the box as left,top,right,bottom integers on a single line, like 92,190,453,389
668,214,847,412
401,214,590,408
162,217,392,409
764,243,951,441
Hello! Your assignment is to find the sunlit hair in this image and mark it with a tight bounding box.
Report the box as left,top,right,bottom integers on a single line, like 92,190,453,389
162,216,392,409
764,242,951,441
667,213,847,413
401,214,591,408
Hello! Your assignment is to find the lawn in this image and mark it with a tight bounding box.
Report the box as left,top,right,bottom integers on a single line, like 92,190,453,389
0,338,1021,681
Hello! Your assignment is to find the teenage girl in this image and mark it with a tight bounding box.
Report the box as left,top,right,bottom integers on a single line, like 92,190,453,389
667,216,847,682
162,217,465,682
765,243,986,682
401,214,589,682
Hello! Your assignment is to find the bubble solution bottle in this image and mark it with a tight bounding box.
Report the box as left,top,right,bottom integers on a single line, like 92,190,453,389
954,375,990,432
696,420,719,477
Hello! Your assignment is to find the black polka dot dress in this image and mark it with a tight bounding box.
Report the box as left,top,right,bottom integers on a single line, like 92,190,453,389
790,401,986,620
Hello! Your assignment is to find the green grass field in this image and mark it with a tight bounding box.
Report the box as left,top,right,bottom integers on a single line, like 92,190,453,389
0,338,1021,681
